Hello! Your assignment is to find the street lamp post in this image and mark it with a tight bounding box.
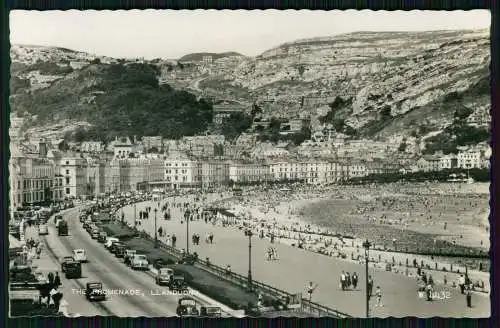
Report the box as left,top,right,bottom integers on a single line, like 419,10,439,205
246,228,253,292
185,209,190,254
363,239,371,318
154,208,158,248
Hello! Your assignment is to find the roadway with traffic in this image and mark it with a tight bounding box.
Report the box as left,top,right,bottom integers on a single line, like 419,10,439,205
122,193,490,318
35,206,201,316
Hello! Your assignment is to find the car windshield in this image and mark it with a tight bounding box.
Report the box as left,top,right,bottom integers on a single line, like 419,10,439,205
159,269,172,275
88,283,102,289
75,250,85,254
136,255,147,260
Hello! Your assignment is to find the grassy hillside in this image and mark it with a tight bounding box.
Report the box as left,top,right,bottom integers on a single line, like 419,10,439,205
10,62,213,141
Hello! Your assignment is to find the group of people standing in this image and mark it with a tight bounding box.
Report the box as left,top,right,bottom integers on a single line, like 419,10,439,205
340,271,359,290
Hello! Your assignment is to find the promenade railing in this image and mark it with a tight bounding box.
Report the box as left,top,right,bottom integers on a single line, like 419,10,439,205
135,228,350,318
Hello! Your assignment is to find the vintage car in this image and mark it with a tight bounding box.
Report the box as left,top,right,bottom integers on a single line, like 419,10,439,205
155,267,174,286
124,250,137,266
54,215,63,225
90,228,100,239
79,214,87,223
114,244,127,258
130,254,149,270
60,256,75,272
57,220,69,236
38,224,49,235
110,242,125,255
85,282,105,301
72,249,87,263
104,237,119,250
65,261,82,279
176,297,199,317
97,231,107,243
169,275,188,292
200,306,222,317
82,220,92,230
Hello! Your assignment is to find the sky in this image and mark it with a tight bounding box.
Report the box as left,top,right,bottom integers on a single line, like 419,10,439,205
10,9,491,60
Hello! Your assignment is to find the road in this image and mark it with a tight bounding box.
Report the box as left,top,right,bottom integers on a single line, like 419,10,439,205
123,195,490,318
40,207,188,317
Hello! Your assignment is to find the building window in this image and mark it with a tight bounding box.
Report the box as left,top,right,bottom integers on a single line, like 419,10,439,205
66,188,70,194
66,161,69,165
66,170,69,175
66,177,70,185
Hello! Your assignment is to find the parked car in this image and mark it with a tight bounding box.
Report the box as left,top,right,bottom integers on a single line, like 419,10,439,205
38,224,48,235
104,237,119,250
85,282,105,301
169,275,188,292
114,244,126,258
124,250,137,266
72,249,87,263
155,267,174,286
97,231,107,243
200,306,222,317
90,228,100,239
109,241,125,254
83,220,92,230
176,297,199,317
130,254,149,270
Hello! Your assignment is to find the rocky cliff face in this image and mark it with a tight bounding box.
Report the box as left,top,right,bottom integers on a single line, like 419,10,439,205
9,28,490,146
170,29,490,140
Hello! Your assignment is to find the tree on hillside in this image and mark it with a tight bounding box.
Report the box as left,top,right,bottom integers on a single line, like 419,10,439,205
220,112,253,140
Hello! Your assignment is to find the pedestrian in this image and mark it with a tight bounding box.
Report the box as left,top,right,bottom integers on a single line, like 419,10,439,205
225,264,231,275
426,283,433,301
49,286,57,309
466,286,472,308
158,226,163,237
172,234,177,248
346,272,351,289
48,272,54,286
459,274,466,294
367,276,374,298
340,271,346,290
54,272,61,287
352,272,358,289
307,281,317,302
375,286,383,307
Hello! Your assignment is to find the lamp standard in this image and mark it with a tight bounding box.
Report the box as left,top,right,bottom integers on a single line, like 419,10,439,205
363,239,371,318
245,227,253,291
185,208,190,254
154,208,158,248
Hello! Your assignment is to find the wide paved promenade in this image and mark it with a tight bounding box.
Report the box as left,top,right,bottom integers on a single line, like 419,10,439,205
121,194,489,318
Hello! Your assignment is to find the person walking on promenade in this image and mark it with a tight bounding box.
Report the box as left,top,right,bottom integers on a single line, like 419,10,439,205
459,274,466,294
426,283,434,302
158,226,163,237
375,286,383,307
352,272,358,289
340,271,346,290
466,286,472,308
367,276,374,298
346,272,351,289
209,232,214,244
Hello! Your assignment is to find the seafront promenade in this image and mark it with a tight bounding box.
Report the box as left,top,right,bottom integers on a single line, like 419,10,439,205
121,193,489,318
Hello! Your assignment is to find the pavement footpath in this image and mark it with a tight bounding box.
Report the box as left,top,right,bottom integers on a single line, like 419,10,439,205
121,195,490,318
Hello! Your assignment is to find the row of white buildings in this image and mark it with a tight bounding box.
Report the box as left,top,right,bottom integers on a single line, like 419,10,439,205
414,146,490,172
